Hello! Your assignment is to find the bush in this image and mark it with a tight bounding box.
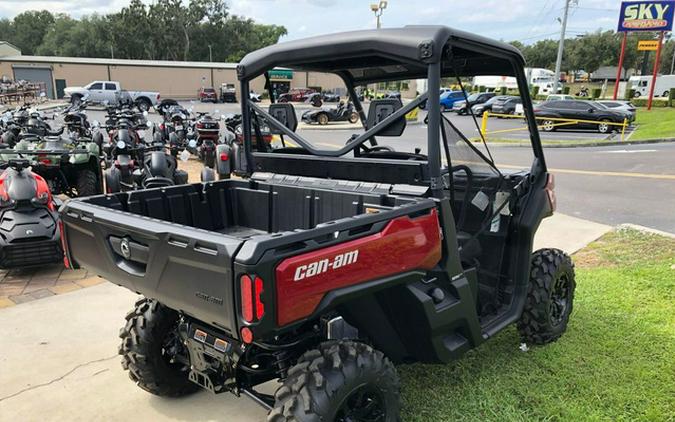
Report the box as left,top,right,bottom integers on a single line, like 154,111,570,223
563,86,571,94
478,85,486,92
669,88,675,106
592,88,602,99
625,88,636,101
500,86,507,95
631,98,669,107
531,86,540,97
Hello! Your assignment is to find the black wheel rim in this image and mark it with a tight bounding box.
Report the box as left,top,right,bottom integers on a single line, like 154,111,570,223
550,273,571,326
335,384,386,422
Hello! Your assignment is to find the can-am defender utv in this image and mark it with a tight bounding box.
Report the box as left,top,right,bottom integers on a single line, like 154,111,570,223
60,26,575,421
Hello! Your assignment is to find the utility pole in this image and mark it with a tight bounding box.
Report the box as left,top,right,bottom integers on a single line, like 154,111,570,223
370,1,388,29
552,0,573,94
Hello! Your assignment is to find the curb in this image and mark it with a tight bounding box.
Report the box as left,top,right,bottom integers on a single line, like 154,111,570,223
488,137,675,148
299,120,423,131
617,224,675,239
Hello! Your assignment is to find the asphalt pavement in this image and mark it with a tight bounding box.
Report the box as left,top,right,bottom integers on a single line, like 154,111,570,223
80,101,674,233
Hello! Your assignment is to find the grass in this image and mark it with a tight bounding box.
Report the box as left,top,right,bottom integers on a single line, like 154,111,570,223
399,229,675,421
631,108,675,141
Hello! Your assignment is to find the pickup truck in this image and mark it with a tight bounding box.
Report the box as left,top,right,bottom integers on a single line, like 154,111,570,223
60,26,574,421
64,81,160,112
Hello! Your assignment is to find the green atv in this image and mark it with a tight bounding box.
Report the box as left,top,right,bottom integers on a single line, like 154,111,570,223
8,134,103,197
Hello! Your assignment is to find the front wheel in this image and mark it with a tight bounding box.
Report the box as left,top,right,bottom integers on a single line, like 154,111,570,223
317,113,329,125
348,112,359,124
597,119,611,134
137,99,151,113
268,341,400,422
119,298,199,397
517,248,575,345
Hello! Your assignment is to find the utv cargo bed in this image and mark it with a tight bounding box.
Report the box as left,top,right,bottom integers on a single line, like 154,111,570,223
60,174,440,336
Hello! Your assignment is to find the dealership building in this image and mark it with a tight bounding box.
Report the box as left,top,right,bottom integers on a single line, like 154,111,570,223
0,46,416,101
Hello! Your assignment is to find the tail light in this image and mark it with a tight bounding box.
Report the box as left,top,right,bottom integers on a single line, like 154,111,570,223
240,274,265,323
545,173,556,212
196,122,205,129
219,152,229,161
58,219,71,269
262,135,273,144
159,123,165,131
156,94,160,101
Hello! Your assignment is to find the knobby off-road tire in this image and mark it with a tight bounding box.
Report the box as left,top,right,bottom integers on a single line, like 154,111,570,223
119,298,199,397
76,169,99,197
268,340,400,422
518,248,576,345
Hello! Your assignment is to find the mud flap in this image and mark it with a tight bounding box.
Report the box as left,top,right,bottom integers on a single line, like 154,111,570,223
215,144,232,178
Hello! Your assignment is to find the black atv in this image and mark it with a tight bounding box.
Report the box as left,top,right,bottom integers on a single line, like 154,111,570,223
0,157,63,269
301,101,360,125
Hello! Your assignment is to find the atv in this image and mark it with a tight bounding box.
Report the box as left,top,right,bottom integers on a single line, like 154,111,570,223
301,101,360,125
60,26,575,421
0,157,63,269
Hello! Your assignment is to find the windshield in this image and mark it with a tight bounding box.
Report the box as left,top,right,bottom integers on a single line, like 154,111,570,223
466,93,480,102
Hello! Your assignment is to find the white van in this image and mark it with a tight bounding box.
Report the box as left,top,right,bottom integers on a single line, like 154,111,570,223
629,75,675,98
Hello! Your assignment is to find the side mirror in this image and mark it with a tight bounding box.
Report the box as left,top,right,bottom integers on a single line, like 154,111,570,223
588,108,594,113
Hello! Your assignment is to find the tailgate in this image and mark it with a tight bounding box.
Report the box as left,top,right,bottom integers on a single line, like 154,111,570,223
61,200,243,334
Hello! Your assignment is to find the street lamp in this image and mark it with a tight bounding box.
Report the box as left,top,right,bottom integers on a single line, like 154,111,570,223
370,1,388,29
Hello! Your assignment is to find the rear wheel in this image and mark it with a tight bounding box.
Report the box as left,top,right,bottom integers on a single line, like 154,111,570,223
348,112,359,124
597,119,611,134
268,340,400,422
541,119,555,132
137,98,151,113
317,113,329,125
119,298,199,397
76,169,99,197
518,248,575,345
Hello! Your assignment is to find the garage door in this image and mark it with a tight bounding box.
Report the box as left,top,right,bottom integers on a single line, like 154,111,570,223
13,66,54,99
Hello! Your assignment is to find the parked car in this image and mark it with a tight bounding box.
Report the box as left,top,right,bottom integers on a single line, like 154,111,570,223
64,81,160,112
546,94,575,101
61,25,575,422
491,96,523,115
277,88,316,103
533,100,628,133
198,87,218,103
220,84,237,103
422,90,465,111
471,95,513,116
452,92,496,115
596,100,636,122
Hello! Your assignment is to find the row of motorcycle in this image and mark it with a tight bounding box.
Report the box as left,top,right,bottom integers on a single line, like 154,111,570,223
0,99,237,269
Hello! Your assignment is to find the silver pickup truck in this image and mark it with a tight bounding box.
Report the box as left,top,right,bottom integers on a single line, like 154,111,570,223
64,81,160,112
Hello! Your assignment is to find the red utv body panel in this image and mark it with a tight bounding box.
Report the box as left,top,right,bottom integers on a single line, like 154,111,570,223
275,209,442,326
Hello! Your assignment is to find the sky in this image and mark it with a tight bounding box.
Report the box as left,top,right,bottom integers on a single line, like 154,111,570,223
0,0,623,44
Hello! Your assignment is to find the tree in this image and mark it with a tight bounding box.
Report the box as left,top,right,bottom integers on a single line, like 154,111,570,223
9,11,55,55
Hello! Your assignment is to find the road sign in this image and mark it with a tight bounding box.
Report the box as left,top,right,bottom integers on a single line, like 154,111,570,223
638,39,661,50
618,1,675,32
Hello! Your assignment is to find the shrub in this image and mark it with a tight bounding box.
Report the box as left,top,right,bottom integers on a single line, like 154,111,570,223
625,88,635,101
563,86,571,94
592,88,602,99
630,98,669,107
500,86,507,95
531,85,540,97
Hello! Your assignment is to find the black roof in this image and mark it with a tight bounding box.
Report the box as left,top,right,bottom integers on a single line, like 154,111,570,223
237,26,525,84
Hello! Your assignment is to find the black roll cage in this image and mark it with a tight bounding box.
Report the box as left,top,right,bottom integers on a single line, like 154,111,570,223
237,26,547,199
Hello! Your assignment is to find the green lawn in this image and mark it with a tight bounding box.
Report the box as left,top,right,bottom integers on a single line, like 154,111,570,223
400,229,675,421
632,108,675,141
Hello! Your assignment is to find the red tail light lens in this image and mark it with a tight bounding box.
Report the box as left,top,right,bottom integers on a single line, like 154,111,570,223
196,122,205,129
219,152,229,161
241,275,254,323
240,327,253,344
545,173,556,212
240,274,265,324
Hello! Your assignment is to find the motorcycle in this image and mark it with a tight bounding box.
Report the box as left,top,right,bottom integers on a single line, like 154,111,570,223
301,101,359,125
0,157,63,269
193,111,223,168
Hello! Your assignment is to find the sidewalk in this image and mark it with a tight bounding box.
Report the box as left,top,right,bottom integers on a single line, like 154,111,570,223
0,213,612,422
